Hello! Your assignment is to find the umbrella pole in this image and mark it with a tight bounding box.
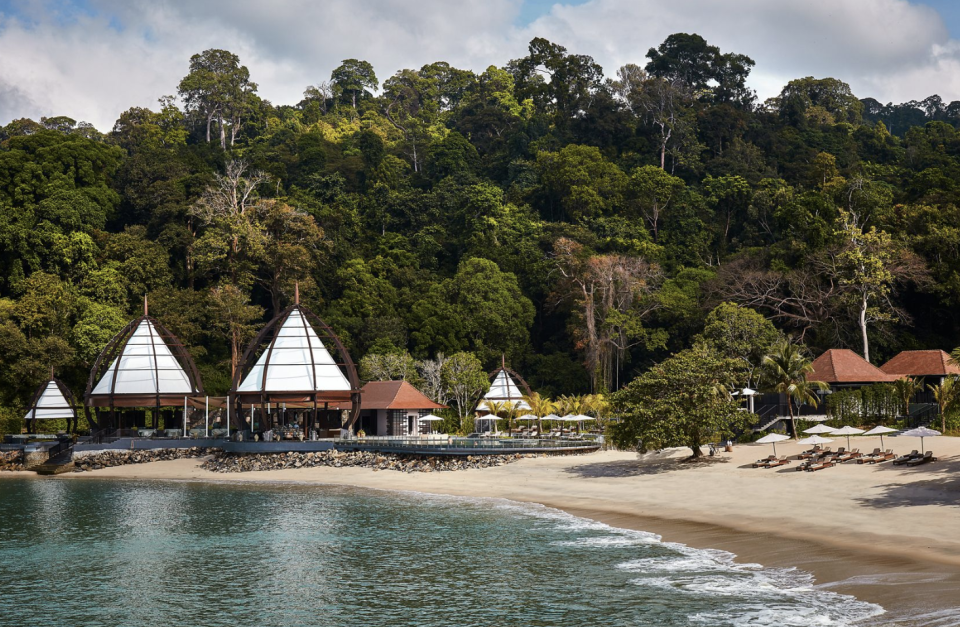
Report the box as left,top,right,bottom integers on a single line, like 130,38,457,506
772,442,777,457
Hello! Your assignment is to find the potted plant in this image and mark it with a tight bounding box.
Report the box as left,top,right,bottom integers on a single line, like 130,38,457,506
357,429,366,439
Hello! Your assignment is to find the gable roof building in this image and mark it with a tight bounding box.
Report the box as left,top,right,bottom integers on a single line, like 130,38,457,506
356,381,446,411
880,350,960,378
808,349,900,385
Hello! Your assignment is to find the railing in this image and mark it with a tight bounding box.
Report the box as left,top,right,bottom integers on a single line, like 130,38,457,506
45,439,75,464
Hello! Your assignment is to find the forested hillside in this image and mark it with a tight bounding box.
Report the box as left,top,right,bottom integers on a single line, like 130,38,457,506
2,33,959,415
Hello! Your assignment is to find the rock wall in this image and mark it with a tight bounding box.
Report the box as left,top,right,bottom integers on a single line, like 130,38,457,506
73,447,217,472
202,450,523,473
0,450,23,471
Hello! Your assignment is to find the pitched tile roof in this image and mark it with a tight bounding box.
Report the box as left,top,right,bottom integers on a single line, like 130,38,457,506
808,349,900,384
880,350,960,377
356,381,446,410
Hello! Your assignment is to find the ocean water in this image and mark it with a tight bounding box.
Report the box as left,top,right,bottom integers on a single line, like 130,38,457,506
0,478,884,627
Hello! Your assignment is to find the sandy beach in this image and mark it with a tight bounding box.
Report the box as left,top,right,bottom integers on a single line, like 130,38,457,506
8,436,960,623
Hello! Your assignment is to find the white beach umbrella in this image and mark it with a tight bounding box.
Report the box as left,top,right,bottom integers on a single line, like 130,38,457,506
831,425,865,449
733,388,758,396
803,424,837,435
797,435,833,447
516,414,539,421
756,433,790,456
862,425,897,449
419,415,444,421
900,426,941,454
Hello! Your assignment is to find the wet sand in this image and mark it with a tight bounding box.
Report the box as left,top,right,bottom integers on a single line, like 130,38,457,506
7,437,960,624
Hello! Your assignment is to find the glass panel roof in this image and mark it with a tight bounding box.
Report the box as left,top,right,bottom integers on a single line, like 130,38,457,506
91,319,195,396
24,380,75,420
237,309,352,393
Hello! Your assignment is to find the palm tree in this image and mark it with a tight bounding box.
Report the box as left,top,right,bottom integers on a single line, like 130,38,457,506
929,377,957,434
584,393,611,430
761,340,829,439
522,392,555,436
484,400,508,435
894,376,921,420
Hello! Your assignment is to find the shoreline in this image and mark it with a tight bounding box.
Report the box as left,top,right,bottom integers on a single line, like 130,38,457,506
7,442,960,623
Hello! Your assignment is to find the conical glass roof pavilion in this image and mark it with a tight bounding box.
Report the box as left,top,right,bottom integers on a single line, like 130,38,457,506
85,298,204,417
477,359,532,411
24,377,76,421
230,288,361,431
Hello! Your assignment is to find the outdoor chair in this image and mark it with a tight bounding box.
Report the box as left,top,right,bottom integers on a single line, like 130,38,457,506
893,450,920,465
761,456,789,468
806,458,834,471
753,455,777,468
857,448,882,464
837,448,860,463
796,456,821,471
906,451,936,466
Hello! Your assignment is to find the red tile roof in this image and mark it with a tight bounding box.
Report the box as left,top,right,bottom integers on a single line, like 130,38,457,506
354,381,446,410
808,349,900,384
880,350,960,377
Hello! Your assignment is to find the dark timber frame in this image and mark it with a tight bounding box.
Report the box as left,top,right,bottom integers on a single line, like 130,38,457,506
229,301,361,437
83,299,204,432
23,374,79,433
487,356,533,402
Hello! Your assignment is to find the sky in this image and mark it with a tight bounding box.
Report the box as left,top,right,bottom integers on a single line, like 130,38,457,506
1,0,960,131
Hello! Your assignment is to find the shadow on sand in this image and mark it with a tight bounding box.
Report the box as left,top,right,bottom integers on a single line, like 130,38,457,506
849,454,960,508
563,452,730,478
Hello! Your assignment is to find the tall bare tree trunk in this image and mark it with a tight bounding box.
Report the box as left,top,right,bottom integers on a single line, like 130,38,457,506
859,293,870,362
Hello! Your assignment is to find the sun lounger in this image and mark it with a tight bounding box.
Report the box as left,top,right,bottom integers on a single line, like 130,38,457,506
906,451,936,466
857,448,882,464
753,455,777,468
837,448,860,463
893,450,920,465
806,459,834,471
763,456,790,468
797,455,822,471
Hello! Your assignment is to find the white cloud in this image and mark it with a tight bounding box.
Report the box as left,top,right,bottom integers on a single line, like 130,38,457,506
0,0,958,131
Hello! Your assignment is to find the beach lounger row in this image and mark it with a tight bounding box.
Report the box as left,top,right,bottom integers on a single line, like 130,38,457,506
756,447,938,471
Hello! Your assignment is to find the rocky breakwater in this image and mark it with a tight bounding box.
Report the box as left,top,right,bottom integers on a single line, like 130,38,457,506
73,447,218,472
202,450,524,473
0,450,24,471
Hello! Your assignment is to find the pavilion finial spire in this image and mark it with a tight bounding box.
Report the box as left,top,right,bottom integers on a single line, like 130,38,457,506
144,294,148,317
502,354,506,370
50,365,54,379
294,281,300,305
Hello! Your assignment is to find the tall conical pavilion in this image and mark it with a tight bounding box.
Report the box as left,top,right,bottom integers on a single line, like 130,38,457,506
231,286,361,436
24,373,77,431
85,297,203,431
477,357,531,412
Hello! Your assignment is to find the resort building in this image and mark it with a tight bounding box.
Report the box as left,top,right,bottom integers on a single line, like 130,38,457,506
351,381,446,436
230,291,361,438
477,360,532,413
807,349,901,389
85,299,204,433
24,376,77,433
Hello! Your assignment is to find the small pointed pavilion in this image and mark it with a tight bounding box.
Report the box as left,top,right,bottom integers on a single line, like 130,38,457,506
477,357,532,413
24,371,78,433
84,296,204,432
230,284,361,437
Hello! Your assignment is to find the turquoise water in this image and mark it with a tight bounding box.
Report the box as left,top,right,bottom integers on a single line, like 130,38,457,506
0,478,883,626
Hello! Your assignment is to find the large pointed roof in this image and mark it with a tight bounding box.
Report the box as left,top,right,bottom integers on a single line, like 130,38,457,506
24,379,75,420
808,349,899,384
236,307,353,394
91,318,196,396
478,368,531,411
880,350,960,377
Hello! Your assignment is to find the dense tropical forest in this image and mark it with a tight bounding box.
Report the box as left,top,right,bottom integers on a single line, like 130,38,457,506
3,32,960,433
